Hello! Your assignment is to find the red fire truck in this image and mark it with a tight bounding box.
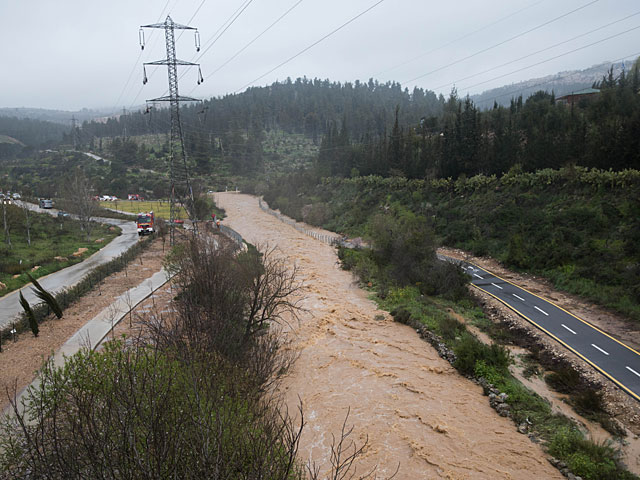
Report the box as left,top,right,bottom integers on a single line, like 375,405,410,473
136,211,155,236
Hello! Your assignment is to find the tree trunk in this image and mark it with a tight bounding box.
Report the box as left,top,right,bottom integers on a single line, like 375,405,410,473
2,201,11,248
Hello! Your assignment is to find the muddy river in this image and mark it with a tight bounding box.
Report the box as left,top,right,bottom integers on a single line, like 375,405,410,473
215,192,563,480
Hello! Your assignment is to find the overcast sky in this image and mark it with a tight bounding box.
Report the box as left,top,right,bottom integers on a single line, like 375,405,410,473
1,0,639,111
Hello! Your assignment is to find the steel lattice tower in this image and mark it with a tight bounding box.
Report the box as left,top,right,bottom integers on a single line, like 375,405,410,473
140,16,203,245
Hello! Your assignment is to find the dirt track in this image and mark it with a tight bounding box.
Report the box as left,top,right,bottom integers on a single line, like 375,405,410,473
216,193,563,480
0,238,167,413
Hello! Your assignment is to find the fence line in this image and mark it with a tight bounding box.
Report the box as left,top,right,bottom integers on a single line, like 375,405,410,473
219,224,244,247
258,198,342,247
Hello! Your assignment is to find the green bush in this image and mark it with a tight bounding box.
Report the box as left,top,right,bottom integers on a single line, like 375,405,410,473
474,360,504,385
453,333,511,376
549,427,635,480
436,314,465,342
572,389,605,417
390,306,412,325
0,341,304,479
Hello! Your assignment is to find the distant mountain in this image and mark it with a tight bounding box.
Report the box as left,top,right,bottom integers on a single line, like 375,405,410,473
471,61,628,109
0,107,119,125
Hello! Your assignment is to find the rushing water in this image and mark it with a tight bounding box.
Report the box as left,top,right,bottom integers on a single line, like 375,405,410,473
216,193,563,479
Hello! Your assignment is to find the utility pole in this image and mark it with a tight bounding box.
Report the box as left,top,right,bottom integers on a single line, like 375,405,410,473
140,16,204,245
71,115,78,150
122,107,127,141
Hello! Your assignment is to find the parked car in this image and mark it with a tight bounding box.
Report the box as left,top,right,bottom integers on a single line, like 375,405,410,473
39,199,53,208
57,211,70,218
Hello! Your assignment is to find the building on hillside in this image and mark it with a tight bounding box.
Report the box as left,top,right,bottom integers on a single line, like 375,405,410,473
555,87,600,106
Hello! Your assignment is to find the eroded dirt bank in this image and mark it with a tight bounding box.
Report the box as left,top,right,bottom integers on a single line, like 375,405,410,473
216,193,563,480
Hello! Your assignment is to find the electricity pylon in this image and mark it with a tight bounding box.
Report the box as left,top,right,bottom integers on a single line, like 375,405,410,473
140,16,204,245
71,115,78,150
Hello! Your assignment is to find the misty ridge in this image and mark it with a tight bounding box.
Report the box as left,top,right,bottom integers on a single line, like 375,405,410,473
0,60,627,125
471,60,627,108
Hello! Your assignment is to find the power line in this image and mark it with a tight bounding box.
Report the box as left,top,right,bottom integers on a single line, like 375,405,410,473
457,24,640,93
373,0,546,78
402,0,600,85
114,0,173,108
475,51,640,108
192,0,305,91
173,0,209,42
235,0,386,93
158,0,256,100
186,0,208,25
192,0,255,63
432,10,640,92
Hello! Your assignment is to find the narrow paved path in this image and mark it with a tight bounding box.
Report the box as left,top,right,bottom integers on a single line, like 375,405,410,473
0,204,138,330
216,193,563,480
6,269,171,418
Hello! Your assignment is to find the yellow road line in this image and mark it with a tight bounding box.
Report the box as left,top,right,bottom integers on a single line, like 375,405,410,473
471,283,640,402
466,260,640,358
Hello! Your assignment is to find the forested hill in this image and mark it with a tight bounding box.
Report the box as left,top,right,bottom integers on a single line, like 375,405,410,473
0,116,68,158
314,62,640,179
81,78,444,141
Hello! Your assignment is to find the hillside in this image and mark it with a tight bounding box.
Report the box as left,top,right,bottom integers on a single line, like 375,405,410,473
262,168,640,323
472,61,625,109
0,116,68,157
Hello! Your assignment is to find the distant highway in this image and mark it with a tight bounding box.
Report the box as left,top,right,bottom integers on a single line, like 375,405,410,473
439,254,640,402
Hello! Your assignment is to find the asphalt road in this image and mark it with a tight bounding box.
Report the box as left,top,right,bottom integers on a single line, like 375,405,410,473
0,203,138,330
439,254,640,402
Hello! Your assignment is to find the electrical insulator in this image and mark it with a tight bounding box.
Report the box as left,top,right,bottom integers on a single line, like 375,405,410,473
195,31,201,52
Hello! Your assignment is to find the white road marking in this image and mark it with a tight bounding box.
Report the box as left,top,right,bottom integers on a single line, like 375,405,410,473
467,266,473,270
474,274,483,279
513,294,525,301
491,283,503,290
534,306,549,316
626,366,640,378
561,324,577,335
591,344,609,356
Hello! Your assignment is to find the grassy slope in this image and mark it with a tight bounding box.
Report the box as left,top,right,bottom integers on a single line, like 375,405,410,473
0,206,120,295
100,200,186,220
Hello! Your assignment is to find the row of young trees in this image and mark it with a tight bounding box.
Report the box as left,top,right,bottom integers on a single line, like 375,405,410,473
315,61,640,179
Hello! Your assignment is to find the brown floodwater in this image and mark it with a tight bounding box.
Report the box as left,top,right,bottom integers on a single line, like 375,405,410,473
215,192,563,480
